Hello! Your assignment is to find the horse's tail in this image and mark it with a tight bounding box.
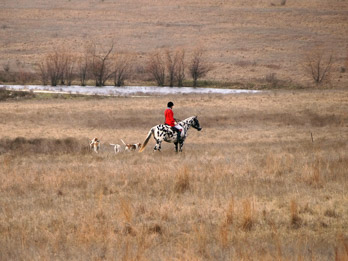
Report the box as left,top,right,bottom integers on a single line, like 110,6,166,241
139,128,154,153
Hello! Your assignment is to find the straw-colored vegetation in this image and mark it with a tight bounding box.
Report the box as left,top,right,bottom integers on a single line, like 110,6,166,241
0,90,347,260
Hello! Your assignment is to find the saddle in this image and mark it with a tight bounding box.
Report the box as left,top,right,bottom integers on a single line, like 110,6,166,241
171,126,182,132
164,123,182,132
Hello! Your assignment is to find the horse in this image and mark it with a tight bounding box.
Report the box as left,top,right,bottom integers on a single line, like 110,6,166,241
138,116,202,152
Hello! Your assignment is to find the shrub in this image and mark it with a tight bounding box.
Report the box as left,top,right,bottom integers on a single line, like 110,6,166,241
305,47,334,86
265,73,279,88
0,88,35,101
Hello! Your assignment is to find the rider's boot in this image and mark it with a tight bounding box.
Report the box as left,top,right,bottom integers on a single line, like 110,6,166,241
176,129,182,145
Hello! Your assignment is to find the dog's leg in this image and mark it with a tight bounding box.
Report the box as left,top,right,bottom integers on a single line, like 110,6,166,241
94,143,99,153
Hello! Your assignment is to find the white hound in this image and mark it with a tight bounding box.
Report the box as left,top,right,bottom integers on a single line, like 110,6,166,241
109,143,121,154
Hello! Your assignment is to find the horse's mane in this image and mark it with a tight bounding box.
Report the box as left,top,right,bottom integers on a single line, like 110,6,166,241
179,116,196,124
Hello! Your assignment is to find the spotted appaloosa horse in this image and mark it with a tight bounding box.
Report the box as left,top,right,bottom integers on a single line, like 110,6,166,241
139,116,202,152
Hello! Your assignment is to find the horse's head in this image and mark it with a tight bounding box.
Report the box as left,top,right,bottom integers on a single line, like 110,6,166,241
192,116,202,131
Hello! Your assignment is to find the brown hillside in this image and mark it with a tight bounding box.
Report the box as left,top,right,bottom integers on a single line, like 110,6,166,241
0,0,348,87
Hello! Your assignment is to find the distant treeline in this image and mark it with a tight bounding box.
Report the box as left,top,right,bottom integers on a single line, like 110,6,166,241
1,43,212,88
1,42,340,88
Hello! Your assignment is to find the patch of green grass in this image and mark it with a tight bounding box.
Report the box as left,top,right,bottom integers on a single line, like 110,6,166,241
33,92,112,100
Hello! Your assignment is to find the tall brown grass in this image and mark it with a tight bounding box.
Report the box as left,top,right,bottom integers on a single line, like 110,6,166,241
290,199,302,229
0,90,347,259
241,199,254,231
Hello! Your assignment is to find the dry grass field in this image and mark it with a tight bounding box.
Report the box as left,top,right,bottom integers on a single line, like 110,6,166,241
1,0,348,87
0,90,347,260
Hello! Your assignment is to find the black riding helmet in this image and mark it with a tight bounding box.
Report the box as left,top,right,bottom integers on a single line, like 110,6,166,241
167,101,174,107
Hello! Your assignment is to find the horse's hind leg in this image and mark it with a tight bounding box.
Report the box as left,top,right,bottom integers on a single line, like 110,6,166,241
153,140,162,152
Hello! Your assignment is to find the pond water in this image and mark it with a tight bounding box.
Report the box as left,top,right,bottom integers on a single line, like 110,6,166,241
1,85,261,96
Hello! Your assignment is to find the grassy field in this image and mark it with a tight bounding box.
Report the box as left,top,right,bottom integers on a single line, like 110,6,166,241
0,90,347,260
1,0,348,87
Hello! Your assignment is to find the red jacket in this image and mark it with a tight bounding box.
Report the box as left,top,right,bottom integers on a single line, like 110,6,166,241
164,108,175,127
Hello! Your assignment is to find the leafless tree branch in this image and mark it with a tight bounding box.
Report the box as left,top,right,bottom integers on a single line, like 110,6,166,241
189,48,212,87
147,51,166,86
90,43,115,86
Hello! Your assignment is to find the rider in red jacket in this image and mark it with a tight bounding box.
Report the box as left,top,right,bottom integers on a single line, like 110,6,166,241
164,104,175,127
165,101,183,143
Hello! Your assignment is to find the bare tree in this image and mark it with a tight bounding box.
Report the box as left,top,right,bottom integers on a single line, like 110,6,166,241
64,55,75,86
90,43,115,86
45,51,65,86
77,56,89,86
77,45,92,86
175,49,185,87
113,53,132,87
189,48,212,87
38,48,75,86
165,49,186,87
58,49,73,85
165,50,178,87
38,62,49,85
305,47,333,86
147,51,166,86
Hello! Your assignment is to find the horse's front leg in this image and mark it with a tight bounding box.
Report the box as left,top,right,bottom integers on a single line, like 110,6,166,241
174,142,178,152
179,142,184,152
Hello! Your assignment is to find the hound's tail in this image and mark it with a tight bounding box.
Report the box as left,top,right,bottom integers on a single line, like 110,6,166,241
138,128,154,153
120,139,126,145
